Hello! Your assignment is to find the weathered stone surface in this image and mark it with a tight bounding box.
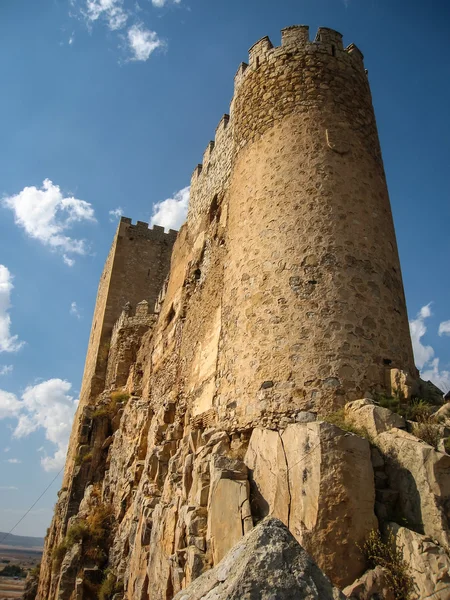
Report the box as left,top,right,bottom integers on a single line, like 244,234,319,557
376,428,450,547
390,522,450,600
345,398,405,438
244,428,290,524
245,423,377,587
434,402,450,424
386,368,416,401
207,454,251,564
173,518,344,600
283,422,377,587
342,566,394,600
56,543,82,600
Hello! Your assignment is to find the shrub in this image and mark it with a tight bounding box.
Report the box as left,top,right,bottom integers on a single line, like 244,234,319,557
52,541,68,571
109,391,130,404
407,399,433,422
0,564,26,578
321,408,371,440
361,529,415,600
98,571,117,600
411,420,440,450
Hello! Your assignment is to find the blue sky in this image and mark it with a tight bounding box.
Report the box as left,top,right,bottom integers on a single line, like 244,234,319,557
0,0,449,537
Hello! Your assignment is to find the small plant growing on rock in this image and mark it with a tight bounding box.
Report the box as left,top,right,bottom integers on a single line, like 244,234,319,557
361,529,415,600
411,420,440,450
321,408,371,440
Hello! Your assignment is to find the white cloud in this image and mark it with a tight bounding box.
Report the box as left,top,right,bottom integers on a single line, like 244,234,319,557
70,302,81,319
5,458,21,464
150,186,189,231
439,321,450,337
63,255,75,267
409,303,434,370
421,358,450,394
0,390,21,420
0,486,18,490
151,0,181,6
109,207,123,221
127,24,162,61
2,179,96,265
0,266,24,354
409,304,450,394
0,365,13,376
0,379,78,472
4,447,10,452
85,0,128,30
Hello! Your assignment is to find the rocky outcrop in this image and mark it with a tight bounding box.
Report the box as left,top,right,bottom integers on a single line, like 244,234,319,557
345,398,406,438
375,428,450,547
343,566,394,600
245,422,377,586
173,518,344,600
390,522,450,600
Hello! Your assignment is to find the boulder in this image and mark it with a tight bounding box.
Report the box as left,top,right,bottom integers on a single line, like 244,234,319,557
173,518,345,600
207,454,252,564
342,566,394,600
345,399,405,438
245,423,377,587
434,402,450,424
375,428,450,547
244,428,290,524
390,522,450,600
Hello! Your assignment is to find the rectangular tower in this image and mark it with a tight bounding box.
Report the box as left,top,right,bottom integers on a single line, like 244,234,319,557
79,217,177,410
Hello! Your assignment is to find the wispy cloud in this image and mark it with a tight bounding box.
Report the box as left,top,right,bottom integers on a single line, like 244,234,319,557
2,179,96,265
409,303,450,393
71,1,168,62
0,486,18,490
70,302,81,319
151,0,182,6
0,266,24,354
5,458,21,464
84,0,128,30
150,186,189,231
0,365,13,376
109,207,123,221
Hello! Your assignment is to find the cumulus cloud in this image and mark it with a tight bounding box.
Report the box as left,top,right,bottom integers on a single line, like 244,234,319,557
127,24,162,61
0,379,78,471
409,304,450,393
70,302,81,319
421,358,450,395
0,266,24,354
150,186,189,231
0,390,21,420
85,0,128,30
2,179,96,265
109,207,123,221
439,321,450,337
0,365,13,376
409,303,435,369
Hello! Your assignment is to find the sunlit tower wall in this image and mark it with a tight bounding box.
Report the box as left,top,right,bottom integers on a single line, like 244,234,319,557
187,25,417,422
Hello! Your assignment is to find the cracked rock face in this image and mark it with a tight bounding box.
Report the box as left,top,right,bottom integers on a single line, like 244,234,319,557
173,518,345,600
245,423,377,587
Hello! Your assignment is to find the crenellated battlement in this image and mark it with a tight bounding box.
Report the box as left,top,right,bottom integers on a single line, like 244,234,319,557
186,26,366,226
119,216,178,240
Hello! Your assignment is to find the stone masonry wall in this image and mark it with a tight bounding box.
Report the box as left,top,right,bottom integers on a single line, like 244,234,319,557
37,26,421,600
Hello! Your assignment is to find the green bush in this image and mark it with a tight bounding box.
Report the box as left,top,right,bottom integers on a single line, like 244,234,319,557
0,564,26,578
321,408,371,440
411,420,440,450
361,529,415,600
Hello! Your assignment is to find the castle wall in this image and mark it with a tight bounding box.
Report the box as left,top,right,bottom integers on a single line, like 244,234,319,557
216,26,416,419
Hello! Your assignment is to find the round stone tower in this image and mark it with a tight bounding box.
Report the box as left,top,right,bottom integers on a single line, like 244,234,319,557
214,26,416,418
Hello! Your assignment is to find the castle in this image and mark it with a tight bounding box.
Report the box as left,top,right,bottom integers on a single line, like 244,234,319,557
36,26,450,600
